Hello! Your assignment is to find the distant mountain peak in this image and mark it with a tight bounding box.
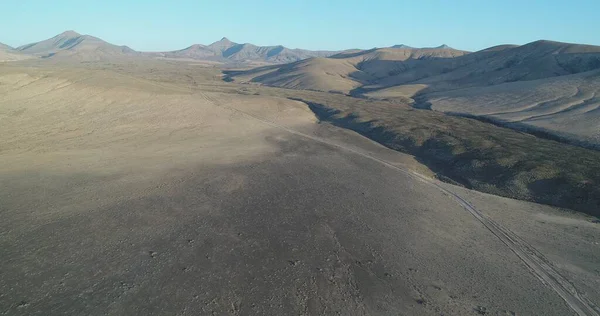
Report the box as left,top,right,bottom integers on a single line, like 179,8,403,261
212,37,234,45
187,44,207,49
436,44,450,49
208,37,238,53
392,44,413,49
59,30,81,37
532,39,559,45
15,30,138,59
210,37,236,45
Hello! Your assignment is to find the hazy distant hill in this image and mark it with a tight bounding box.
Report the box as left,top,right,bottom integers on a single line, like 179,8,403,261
16,31,139,60
152,44,216,60
227,57,368,93
149,37,339,64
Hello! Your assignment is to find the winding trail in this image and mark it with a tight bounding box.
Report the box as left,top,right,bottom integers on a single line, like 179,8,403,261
200,91,599,316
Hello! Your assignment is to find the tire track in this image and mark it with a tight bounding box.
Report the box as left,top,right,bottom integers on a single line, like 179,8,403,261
200,91,599,316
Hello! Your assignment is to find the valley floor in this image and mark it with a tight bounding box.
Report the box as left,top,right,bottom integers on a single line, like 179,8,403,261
0,63,598,315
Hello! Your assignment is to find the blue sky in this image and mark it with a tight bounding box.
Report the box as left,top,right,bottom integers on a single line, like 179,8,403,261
1,0,599,52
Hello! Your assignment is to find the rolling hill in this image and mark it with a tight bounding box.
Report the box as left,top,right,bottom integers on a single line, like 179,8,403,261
16,30,139,60
149,37,339,63
226,40,600,148
224,45,468,93
373,40,600,93
404,40,600,148
227,40,600,96
426,69,600,148
226,57,369,93
0,42,32,62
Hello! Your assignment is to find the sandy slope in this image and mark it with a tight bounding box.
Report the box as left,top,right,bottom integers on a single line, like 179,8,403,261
248,58,366,93
0,51,32,62
427,70,600,147
0,47,33,62
0,65,598,315
373,40,600,92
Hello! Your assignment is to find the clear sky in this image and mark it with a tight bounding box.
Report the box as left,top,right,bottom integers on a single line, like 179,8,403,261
1,0,599,52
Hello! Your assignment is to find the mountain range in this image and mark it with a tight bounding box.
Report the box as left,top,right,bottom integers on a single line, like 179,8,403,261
3,30,600,148
149,37,339,63
8,31,342,63
4,30,466,64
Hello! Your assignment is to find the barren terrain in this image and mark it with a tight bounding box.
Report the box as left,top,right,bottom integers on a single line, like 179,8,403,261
0,60,599,315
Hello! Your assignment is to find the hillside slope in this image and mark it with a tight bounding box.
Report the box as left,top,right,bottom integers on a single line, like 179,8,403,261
227,40,600,147
0,44,32,62
426,69,600,148
404,41,600,148
379,40,600,93
227,58,367,93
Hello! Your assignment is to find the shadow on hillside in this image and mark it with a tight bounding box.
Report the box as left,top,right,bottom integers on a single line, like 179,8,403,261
444,112,600,151
292,98,600,218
